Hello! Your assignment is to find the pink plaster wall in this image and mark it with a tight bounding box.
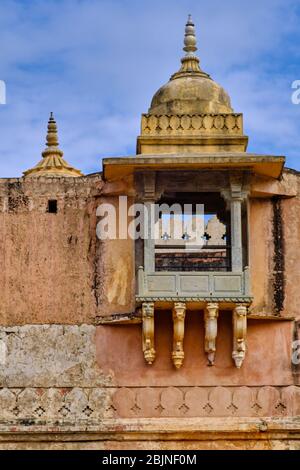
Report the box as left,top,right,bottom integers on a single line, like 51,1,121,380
95,311,294,387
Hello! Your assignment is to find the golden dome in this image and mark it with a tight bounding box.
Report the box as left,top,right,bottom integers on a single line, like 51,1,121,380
148,16,233,115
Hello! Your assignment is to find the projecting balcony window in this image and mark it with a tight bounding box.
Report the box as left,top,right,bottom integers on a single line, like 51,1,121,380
136,186,250,300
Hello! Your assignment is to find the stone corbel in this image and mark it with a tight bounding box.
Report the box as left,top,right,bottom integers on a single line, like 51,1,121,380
142,302,155,365
135,171,163,202
232,304,248,368
172,302,186,369
220,172,250,207
204,303,219,366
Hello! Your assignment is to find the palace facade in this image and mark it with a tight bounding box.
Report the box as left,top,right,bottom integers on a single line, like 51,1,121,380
0,17,299,449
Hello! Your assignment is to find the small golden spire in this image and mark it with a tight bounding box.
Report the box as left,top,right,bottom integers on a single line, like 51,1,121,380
171,15,210,80
42,112,63,159
23,113,83,178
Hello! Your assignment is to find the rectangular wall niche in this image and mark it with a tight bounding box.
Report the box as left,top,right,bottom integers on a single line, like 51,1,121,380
47,200,58,214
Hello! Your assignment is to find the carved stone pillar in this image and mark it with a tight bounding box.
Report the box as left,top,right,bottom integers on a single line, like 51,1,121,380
230,197,243,272
142,302,155,365
232,304,247,368
221,173,248,273
172,302,186,369
204,303,219,366
144,201,155,272
143,172,156,273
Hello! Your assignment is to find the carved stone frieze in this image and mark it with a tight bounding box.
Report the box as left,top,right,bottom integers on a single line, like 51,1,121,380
141,113,243,136
0,386,299,423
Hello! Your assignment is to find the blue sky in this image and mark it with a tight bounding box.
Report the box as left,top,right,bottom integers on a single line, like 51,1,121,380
0,0,299,177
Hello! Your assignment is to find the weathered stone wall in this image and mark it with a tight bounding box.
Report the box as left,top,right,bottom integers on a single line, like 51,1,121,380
0,320,294,390
0,169,298,325
94,195,135,318
281,171,300,320
0,324,299,432
0,176,102,324
0,325,112,388
0,169,299,448
249,170,300,321
0,176,135,325
248,198,273,315
96,314,295,387
0,323,299,450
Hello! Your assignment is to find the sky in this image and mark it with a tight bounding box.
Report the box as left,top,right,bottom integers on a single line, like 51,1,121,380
0,0,300,177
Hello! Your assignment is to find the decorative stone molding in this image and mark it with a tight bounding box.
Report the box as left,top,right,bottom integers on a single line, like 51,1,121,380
142,303,156,365
232,304,248,368
204,303,219,366
137,269,251,299
136,296,253,303
141,113,243,136
172,302,186,369
0,386,299,422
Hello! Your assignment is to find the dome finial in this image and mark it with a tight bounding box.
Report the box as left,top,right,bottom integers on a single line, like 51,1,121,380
45,112,59,150
171,16,210,80
183,14,197,55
